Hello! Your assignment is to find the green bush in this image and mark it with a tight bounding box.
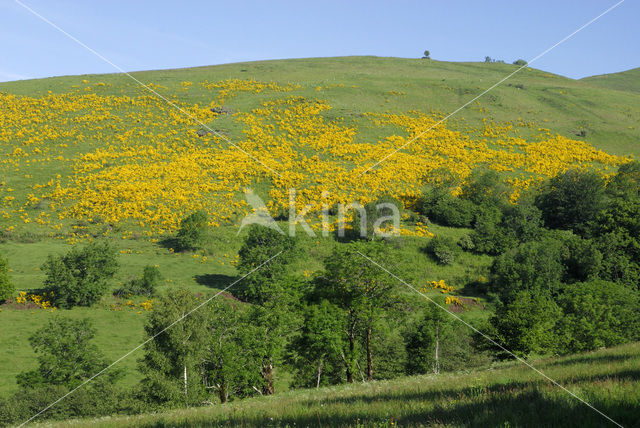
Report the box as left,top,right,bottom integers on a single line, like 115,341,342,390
0,254,14,303
425,236,460,265
352,194,403,239
175,210,209,251
116,265,161,297
556,280,640,353
42,242,118,308
535,169,606,234
419,189,475,228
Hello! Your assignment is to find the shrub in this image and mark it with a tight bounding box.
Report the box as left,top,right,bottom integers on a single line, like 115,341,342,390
556,280,640,353
352,195,403,239
513,59,528,66
42,242,118,308
116,265,161,297
0,254,14,303
175,210,209,251
425,236,460,265
490,291,561,357
420,189,475,228
535,169,606,234
458,234,475,251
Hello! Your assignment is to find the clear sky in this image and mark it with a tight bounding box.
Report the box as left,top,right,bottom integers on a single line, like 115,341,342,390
1,0,638,82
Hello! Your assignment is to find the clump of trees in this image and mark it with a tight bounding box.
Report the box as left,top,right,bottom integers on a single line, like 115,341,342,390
42,242,118,308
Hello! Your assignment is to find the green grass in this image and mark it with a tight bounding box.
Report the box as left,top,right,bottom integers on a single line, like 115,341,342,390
0,56,638,410
36,342,640,427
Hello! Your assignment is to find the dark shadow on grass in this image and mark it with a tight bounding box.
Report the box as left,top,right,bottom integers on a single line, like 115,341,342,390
140,386,640,428
538,352,638,369
194,274,238,290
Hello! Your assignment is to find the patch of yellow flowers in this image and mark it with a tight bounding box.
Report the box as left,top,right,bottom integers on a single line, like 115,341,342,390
0,78,629,238
16,291,56,310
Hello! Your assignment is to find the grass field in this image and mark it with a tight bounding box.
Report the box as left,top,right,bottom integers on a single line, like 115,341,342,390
1,56,639,405
34,342,640,427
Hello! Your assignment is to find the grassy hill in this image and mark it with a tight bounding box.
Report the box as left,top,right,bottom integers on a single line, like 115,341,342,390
581,67,640,94
38,342,640,427
0,56,639,412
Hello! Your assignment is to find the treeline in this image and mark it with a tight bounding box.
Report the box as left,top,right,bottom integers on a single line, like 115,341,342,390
419,165,640,356
2,163,640,424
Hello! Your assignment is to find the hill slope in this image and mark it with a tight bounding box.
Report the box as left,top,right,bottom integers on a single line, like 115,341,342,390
0,56,639,412
41,342,640,428
581,67,640,94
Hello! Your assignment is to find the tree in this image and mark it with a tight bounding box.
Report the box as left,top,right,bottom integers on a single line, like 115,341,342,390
322,241,396,381
16,317,118,389
513,59,528,66
0,253,14,303
484,56,492,63
535,169,606,234
405,305,452,374
236,225,297,304
351,195,402,240
201,300,261,403
139,288,208,406
42,241,118,308
290,300,347,388
175,210,209,251
422,50,430,59
244,300,299,395
489,236,565,302
419,187,476,228
556,280,640,353
490,291,561,357
461,168,509,208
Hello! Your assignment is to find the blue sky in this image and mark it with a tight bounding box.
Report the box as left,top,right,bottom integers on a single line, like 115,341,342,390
1,0,637,82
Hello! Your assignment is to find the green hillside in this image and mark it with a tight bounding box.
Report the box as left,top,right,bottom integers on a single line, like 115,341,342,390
581,67,640,94
38,342,640,428
1,57,639,426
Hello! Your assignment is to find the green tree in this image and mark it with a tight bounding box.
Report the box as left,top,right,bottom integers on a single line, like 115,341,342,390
201,300,262,403
513,59,528,66
175,210,209,251
490,237,565,302
42,241,118,308
322,241,396,381
490,291,561,357
244,300,300,394
139,288,208,406
419,187,476,228
405,305,452,374
236,225,297,304
535,169,606,233
461,168,509,208
556,280,640,353
0,253,14,303
422,50,430,59
290,300,347,387
351,195,402,240
17,317,118,389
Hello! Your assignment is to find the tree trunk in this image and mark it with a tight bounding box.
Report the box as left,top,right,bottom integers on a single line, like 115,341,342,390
366,325,373,381
346,333,355,383
183,364,188,403
218,382,228,404
261,362,275,395
434,325,440,375
316,359,324,388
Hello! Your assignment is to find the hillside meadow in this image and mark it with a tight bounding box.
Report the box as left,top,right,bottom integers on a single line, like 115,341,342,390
0,57,639,425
